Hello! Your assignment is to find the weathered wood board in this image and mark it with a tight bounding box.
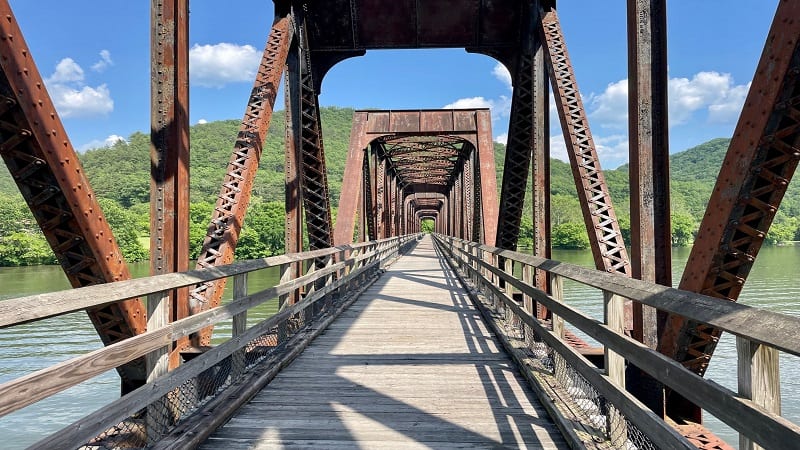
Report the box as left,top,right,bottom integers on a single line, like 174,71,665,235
201,236,567,449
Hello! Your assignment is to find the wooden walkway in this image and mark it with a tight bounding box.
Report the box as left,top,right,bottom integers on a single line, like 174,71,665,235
201,236,567,449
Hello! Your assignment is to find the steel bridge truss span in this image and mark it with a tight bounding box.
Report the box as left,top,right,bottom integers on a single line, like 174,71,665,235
333,109,498,246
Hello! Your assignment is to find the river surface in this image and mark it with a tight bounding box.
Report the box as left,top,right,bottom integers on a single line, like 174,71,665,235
1,246,798,448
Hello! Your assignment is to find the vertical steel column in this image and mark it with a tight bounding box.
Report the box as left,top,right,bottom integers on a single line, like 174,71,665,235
627,0,670,417
150,0,190,359
660,0,800,421
376,157,386,238
189,15,293,343
285,28,303,257
362,150,376,240
628,0,670,346
333,112,368,244
540,5,631,277
476,110,499,245
495,50,534,250
0,0,146,392
531,7,552,316
463,153,474,241
293,10,334,254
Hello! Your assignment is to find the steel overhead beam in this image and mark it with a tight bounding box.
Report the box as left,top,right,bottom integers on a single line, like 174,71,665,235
539,5,631,278
0,0,146,391
661,0,800,405
189,15,293,346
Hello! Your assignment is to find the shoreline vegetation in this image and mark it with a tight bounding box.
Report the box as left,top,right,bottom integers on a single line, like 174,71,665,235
2,108,799,267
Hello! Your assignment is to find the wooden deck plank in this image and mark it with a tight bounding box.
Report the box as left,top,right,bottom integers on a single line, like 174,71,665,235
201,236,567,449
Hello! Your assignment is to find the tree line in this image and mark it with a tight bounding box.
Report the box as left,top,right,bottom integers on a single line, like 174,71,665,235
1,109,798,266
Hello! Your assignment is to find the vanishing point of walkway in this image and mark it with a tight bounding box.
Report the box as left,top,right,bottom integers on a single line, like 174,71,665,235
202,236,567,449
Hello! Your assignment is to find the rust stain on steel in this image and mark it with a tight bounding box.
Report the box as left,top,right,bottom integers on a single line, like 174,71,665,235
661,0,800,379
333,109,497,245
540,6,631,277
0,1,146,386
189,16,293,346
150,0,190,356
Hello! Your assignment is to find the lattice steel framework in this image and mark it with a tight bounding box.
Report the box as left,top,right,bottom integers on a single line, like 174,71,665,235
333,110,498,245
540,5,631,277
187,15,294,346
0,0,147,390
662,0,800,383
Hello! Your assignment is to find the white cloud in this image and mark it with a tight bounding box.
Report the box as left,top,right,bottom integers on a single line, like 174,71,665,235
492,63,512,90
190,43,261,88
587,71,751,129
443,96,492,109
550,134,569,162
494,133,508,145
91,50,113,72
79,134,127,152
45,58,113,118
588,79,628,129
48,58,84,83
197,118,208,124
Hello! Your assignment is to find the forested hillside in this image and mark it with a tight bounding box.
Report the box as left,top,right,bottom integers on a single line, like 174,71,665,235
1,107,798,265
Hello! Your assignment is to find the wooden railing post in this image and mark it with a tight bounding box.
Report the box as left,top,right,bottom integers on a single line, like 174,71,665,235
737,338,781,450
522,263,534,342
604,290,627,444
550,274,564,339
231,273,248,379
146,290,171,440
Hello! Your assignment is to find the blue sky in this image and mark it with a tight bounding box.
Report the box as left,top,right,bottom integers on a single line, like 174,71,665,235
8,1,777,169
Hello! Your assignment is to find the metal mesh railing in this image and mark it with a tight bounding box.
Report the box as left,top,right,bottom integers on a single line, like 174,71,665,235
76,238,413,449
438,237,658,450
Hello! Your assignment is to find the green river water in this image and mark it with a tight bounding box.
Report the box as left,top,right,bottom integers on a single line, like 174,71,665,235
0,245,797,448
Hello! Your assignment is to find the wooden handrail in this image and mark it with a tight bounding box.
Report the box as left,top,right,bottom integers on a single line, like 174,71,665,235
0,239,392,328
434,234,800,450
0,236,413,445
437,236,800,357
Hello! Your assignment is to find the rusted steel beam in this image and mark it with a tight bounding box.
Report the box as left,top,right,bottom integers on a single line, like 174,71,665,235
362,150,376,241
539,5,631,277
291,11,334,255
662,0,800,390
150,0,190,361
0,0,146,390
333,112,368,244
531,8,551,302
189,16,293,346
628,0,670,346
495,52,534,251
476,110,498,246
627,0,669,417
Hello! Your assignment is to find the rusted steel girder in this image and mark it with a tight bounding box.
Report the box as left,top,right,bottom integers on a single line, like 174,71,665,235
362,151,376,241
150,0,190,361
531,6,551,297
189,16,293,346
287,9,334,255
661,0,800,383
0,1,146,389
540,5,631,277
333,109,497,244
495,51,535,251
628,0,670,348
626,0,670,417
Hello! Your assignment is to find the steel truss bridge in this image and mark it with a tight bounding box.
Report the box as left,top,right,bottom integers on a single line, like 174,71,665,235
0,1,799,449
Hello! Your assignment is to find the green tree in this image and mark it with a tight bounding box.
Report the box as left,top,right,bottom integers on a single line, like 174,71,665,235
552,222,590,249
0,232,56,266
671,212,696,246
420,219,435,233
98,198,149,262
